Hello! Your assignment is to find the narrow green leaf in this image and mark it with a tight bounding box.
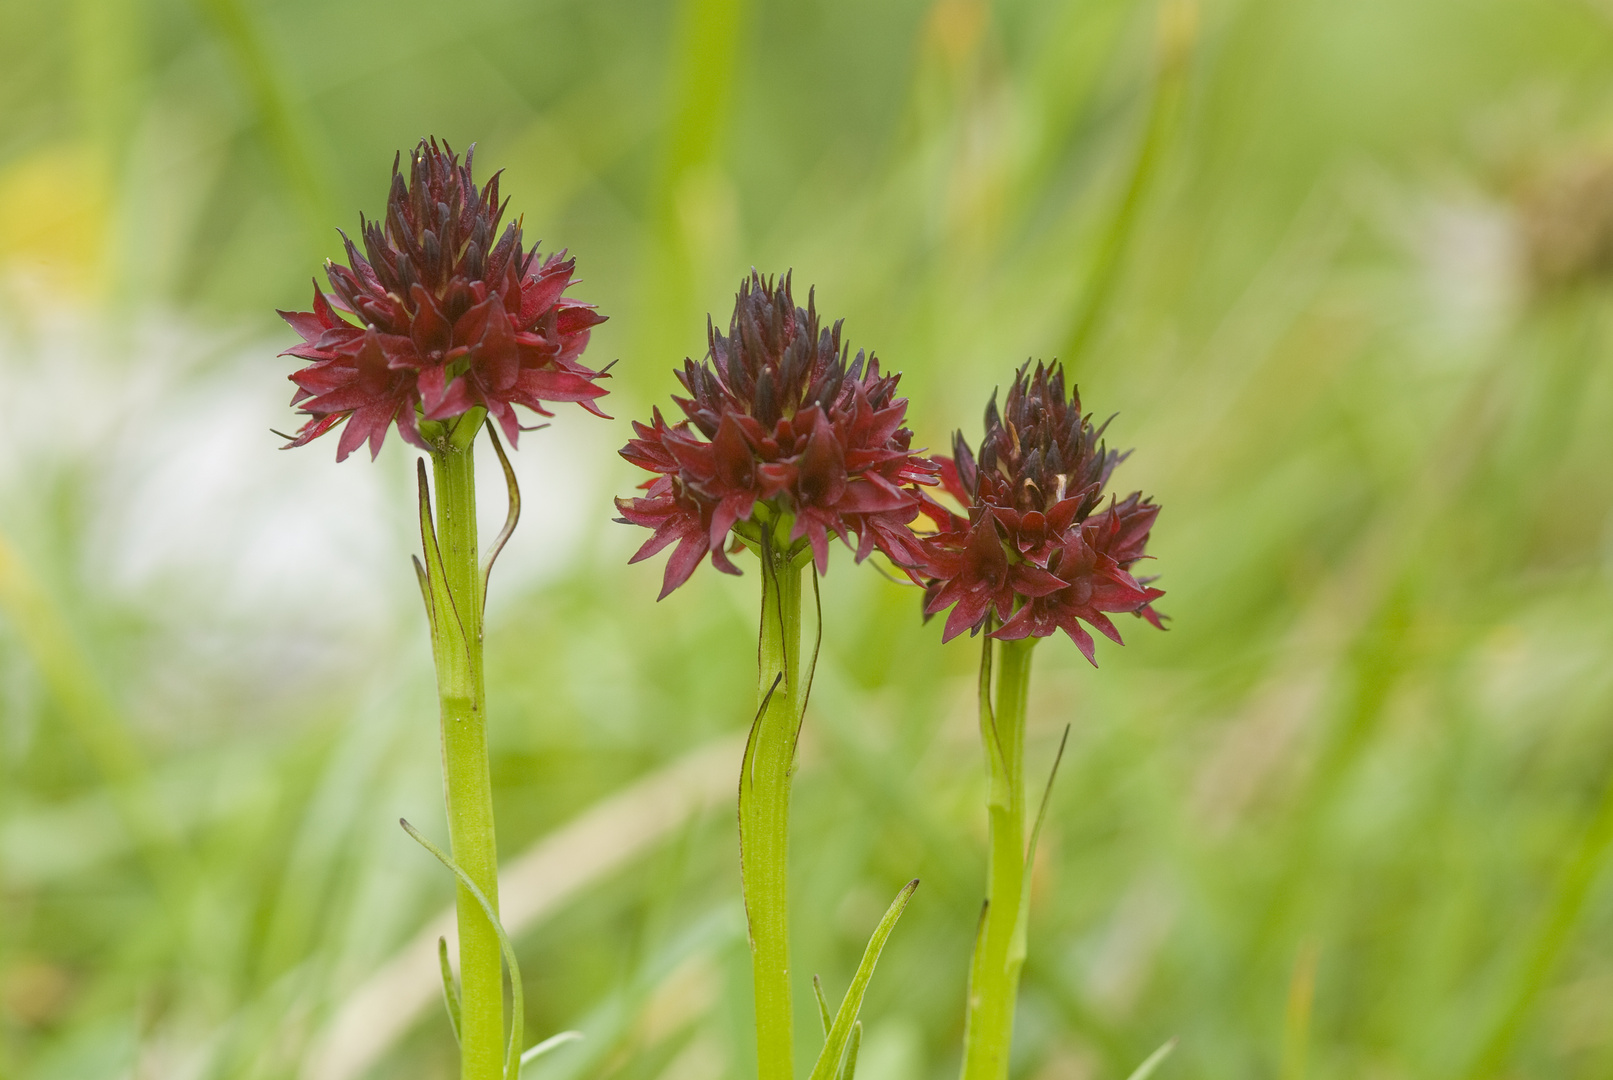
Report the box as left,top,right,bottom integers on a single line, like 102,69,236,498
812,974,833,1038
401,819,524,1080
412,555,436,636
808,880,919,1080
448,404,489,451
1124,1038,1177,1080
739,672,783,799
979,632,1011,812
1009,724,1070,968
190,0,330,244
438,936,462,1047
520,1030,583,1066
962,898,990,1023
1059,0,1192,368
415,459,468,656
790,565,824,762
479,420,521,610
838,1021,862,1080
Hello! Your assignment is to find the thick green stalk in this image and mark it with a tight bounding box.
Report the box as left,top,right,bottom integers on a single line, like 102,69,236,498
428,433,504,1080
962,635,1037,1080
740,539,806,1080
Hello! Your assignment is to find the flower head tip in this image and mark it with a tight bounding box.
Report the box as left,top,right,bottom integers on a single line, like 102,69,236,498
918,361,1164,663
616,272,938,598
277,138,609,460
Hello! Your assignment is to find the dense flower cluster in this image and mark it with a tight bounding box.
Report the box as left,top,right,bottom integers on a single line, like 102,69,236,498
919,362,1164,662
617,273,938,598
278,139,608,460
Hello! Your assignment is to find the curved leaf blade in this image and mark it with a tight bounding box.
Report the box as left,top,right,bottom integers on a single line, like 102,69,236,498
520,1030,583,1066
402,818,524,1080
808,880,919,1080
1125,1038,1178,1080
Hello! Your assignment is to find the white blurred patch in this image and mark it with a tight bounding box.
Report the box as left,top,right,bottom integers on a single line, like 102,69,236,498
854,1018,924,1080
0,284,612,639
1344,163,1524,356
1411,195,1522,350
1072,870,1177,1020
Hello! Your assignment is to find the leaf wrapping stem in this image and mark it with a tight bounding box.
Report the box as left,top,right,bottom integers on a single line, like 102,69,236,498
960,636,1039,1080
402,819,522,1080
739,534,806,1080
480,421,521,608
418,444,504,1080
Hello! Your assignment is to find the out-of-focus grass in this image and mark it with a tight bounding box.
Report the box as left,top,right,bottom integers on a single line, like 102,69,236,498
3,1,1613,1079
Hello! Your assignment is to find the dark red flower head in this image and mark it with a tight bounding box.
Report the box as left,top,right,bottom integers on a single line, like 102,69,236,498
277,138,609,460
919,361,1164,662
616,272,939,599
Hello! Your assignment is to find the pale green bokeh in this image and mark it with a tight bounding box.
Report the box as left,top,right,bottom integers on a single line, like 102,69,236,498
2,0,1612,1078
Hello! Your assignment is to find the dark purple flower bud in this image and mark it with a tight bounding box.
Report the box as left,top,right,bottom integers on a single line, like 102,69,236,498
277,138,609,460
616,272,939,598
917,361,1165,661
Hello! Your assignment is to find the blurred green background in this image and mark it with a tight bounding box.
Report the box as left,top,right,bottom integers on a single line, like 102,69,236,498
3,0,1613,1078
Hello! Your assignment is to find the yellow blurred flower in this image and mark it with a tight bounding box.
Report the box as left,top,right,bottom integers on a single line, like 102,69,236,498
0,143,110,296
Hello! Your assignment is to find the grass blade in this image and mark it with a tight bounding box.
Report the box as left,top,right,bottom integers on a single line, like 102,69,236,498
1124,1038,1177,1080
520,1030,583,1066
808,879,919,1080
839,1021,862,1080
438,936,462,1047
1010,724,1070,967
401,819,524,1080
412,555,437,636
479,420,521,610
812,974,833,1038
415,459,468,659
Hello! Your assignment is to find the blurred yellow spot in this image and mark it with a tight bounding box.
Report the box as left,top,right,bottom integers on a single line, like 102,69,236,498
0,143,110,295
1157,0,1200,74
926,0,987,70
1,959,74,1028
1282,941,1319,1080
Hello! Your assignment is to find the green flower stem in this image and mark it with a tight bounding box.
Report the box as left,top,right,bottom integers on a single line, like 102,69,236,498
428,424,504,1080
962,635,1037,1080
741,537,807,1080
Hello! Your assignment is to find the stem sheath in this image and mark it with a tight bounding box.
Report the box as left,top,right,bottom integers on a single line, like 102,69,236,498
429,439,504,1080
962,635,1037,1080
741,539,806,1080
